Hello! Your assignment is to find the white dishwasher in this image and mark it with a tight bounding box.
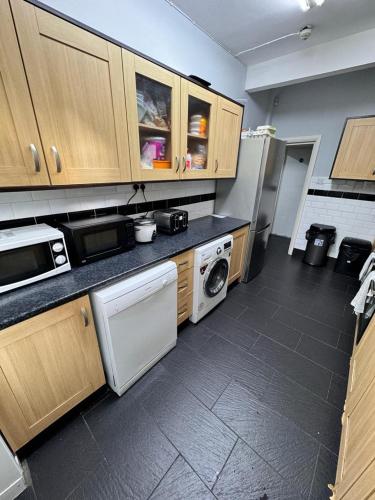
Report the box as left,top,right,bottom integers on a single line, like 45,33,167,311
90,261,177,396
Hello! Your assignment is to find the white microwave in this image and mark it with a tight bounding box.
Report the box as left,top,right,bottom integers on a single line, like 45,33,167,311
0,224,71,294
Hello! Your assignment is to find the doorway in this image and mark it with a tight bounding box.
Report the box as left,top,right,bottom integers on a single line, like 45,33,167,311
273,145,312,238
272,135,321,255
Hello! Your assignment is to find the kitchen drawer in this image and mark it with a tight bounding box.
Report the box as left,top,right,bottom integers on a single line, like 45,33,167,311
171,250,194,273
177,292,193,325
177,268,193,300
347,314,375,413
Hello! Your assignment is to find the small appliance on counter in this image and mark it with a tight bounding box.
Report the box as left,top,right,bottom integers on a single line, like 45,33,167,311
0,224,71,294
59,214,135,266
153,208,188,235
134,218,157,243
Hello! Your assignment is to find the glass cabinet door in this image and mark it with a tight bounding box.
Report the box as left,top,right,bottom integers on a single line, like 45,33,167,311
123,51,181,181
180,80,217,179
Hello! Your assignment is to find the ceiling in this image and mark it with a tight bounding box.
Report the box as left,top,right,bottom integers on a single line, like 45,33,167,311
169,0,375,65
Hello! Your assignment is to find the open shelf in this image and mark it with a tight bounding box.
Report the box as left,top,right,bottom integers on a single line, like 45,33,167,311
138,123,170,133
187,133,208,140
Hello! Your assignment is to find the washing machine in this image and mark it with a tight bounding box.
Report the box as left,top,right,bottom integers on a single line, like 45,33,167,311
190,234,233,323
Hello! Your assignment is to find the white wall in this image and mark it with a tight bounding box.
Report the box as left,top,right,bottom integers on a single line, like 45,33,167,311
245,28,375,92
272,146,312,238
269,67,375,177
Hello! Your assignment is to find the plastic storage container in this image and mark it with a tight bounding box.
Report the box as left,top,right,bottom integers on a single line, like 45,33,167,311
303,223,336,266
334,237,372,277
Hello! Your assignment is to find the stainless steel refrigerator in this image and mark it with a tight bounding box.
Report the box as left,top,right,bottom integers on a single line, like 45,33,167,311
215,136,286,281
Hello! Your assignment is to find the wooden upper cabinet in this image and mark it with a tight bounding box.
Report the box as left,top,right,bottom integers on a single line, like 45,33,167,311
10,0,131,185
123,50,181,182
331,117,375,181
0,0,49,187
0,296,105,452
180,80,218,179
214,98,243,178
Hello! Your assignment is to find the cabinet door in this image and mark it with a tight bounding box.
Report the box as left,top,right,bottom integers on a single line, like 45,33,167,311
333,315,375,499
0,0,49,187
0,296,104,451
214,98,243,178
346,314,375,411
334,376,375,499
180,80,217,179
123,51,181,181
228,226,249,285
331,117,375,181
11,0,131,185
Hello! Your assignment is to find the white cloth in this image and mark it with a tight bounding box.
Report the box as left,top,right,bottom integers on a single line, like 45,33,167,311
351,271,375,315
359,252,375,281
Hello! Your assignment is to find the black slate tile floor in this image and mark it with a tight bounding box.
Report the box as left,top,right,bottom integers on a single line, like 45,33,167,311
19,235,357,499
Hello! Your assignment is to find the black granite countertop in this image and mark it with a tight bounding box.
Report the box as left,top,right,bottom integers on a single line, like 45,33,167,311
0,216,249,330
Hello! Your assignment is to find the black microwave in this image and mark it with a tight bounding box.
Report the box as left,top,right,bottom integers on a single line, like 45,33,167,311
59,215,135,266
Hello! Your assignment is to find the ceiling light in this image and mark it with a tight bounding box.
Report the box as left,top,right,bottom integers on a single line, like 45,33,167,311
298,0,326,11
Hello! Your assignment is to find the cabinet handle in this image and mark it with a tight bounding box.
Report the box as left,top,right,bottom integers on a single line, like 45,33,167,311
80,307,89,327
178,260,189,268
178,280,188,290
178,307,188,317
30,144,41,173
175,156,180,173
51,146,62,173
215,159,219,172
182,156,186,172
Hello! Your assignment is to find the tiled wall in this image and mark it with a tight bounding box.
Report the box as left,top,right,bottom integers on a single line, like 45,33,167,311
295,176,375,257
0,180,216,226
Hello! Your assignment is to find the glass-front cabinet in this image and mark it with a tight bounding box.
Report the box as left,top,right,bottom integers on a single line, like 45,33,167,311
123,51,181,181
180,80,218,179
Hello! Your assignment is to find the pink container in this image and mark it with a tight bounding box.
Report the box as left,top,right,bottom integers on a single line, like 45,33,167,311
142,136,166,161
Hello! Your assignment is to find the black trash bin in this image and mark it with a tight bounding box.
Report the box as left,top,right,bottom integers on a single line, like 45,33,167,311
334,237,372,277
303,223,336,266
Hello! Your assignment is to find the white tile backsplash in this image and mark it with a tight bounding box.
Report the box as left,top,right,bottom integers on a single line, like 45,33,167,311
0,180,216,222
295,195,375,257
310,176,375,194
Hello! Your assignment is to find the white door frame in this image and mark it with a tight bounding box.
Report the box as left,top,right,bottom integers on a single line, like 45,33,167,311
279,135,321,255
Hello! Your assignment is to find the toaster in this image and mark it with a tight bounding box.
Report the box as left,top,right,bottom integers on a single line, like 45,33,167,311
153,208,188,235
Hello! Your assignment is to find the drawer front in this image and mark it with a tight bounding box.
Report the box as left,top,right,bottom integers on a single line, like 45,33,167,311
172,249,194,273
347,314,375,412
177,268,193,300
177,292,193,325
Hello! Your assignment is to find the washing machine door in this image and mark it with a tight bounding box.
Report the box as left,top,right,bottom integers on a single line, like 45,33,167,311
204,258,229,297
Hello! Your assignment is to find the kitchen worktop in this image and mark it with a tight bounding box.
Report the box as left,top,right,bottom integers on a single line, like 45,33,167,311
0,215,249,330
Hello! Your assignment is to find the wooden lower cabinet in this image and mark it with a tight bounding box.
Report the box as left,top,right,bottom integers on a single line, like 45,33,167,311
171,249,194,325
228,226,250,285
332,314,375,499
0,296,105,452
